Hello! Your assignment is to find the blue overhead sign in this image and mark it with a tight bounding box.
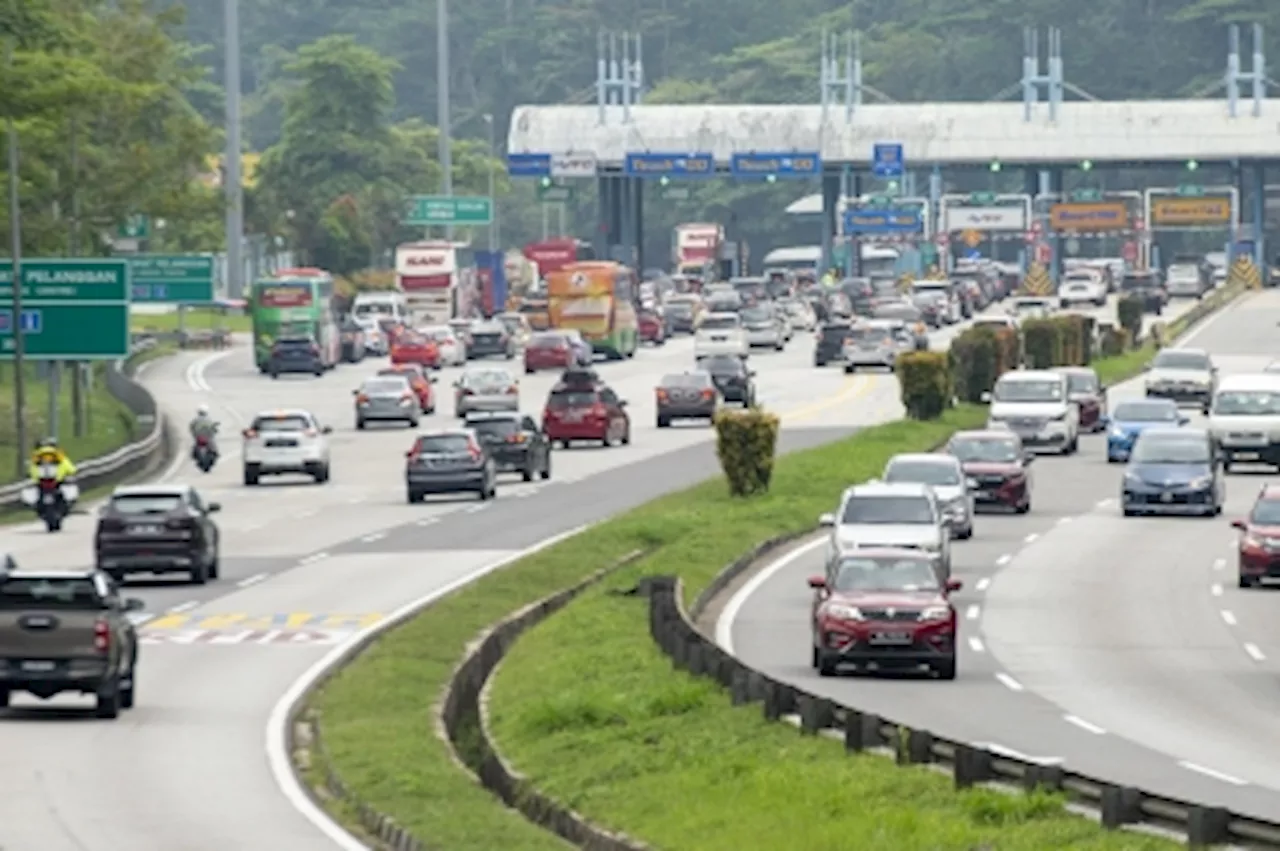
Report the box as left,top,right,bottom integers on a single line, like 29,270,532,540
624,152,715,178
506,153,552,177
843,208,922,235
872,143,904,179
729,152,821,178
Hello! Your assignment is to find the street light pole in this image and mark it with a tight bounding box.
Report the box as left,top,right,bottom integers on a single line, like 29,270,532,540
484,114,497,251
437,0,452,241
224,0,244,299
5,33,28,478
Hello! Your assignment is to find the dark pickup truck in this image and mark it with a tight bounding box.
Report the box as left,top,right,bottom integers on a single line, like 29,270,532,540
0,566,141,718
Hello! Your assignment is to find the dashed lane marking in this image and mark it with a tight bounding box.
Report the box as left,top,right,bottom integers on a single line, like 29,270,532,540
1211,583,1223,597
965,605,980,620
1245,642,1266,662
1178,761,1247,786
1023,533,1039,544
237,573,268,588
967,637,985,653
1213,558,1225,571
169,601,198,614
1063,715,1106,735
975,577,991,592
995,672,1024,692
1221,610,1238,626
995,554,1011,567
299,552,329,566
360,532,386,544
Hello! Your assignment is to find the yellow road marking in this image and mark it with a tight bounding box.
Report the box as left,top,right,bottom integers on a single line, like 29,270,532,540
783,373,879,424
141,612,386,631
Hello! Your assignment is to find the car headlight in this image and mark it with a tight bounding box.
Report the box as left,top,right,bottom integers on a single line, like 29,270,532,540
1051,410,1068,421
923,540,942,552
918,606,950,622
1123,472,1143,486
1109,425,1127,438
1243,534,1264,549
1188,475,1213,489
823,603,864,621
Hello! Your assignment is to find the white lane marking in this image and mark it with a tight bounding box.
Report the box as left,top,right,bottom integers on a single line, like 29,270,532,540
169,601,198,614
185,349,236,393
1023,533,1039,544
716,537,826,653
1245,642,1266,661
967,637,985,653
1096,498,1115,508
360,532,386,543
995,672,1024,692
241,522,263,532
975,742,1062,765
1221,610,1238,626
237,573,268,589
1211,583,1223,596
1213,557,1225,571
415,517,438,526
1178,761,1248,786
299,552,329,566
346,495,365,505
267,523,592,851
965,604,980,620
1055,517,1071,526
294,509,317,519
1063,715,1107,735
975,577,991,592
126,612,154,626
465,504,488,513
995,554,1011,567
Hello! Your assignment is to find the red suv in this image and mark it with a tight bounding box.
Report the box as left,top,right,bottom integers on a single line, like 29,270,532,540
541,369,631,448
1231,484,1280,588
945,429,1033,513
809,548,961,680
638,309,667,346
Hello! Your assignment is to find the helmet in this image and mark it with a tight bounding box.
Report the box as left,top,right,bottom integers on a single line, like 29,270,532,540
197,404,209,417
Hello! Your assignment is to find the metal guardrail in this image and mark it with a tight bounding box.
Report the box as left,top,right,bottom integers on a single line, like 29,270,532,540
647,572,1280,848
0,341,169,507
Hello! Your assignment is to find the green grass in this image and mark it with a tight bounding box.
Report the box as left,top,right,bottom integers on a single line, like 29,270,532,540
129,307,250,333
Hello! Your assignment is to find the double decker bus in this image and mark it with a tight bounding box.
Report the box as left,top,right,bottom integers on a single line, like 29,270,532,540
545,261,638,360
249,267,341,372
523,238,596,276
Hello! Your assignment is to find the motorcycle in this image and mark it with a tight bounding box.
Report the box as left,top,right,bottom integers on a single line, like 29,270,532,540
192,435,217,473
20,462,78,532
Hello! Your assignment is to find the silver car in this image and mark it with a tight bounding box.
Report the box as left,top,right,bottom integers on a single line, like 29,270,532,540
354,375,420,429
882,453,975,539
842,322,898,373
454,366,519,418
819,481,953,580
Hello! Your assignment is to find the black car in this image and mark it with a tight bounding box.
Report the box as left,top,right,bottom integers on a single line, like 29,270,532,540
340,319,366,363
814,320,853,366
698,354,755,405
1120,271,1167,314
269,335,325,377
94,485,222,585
466,320,514,359
463,411,551,482
655,370,717,427
405,429,497,502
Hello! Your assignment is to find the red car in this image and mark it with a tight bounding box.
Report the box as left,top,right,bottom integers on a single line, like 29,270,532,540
638,309,667,346
541,369,631,448
1231,484,1280,588
379,365,437,413
809,548,961,680
390,331,441,369
524,331,583,373
944,429,1032,513
1055,366,1106,432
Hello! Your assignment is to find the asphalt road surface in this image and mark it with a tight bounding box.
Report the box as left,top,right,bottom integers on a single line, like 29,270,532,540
720,289,1280,820
0,292,1190,850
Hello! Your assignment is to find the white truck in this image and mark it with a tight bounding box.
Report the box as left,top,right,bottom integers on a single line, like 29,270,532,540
673,223,724,276
396,240,458,326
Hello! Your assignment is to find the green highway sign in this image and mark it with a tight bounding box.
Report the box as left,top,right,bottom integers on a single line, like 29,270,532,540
538,183,574,203
659,185,690,201
129,254,215,303
0,259,131,359
867,195,892,207
1176,184,1204,197
118,214,150,239
969,191,997,205
405,195,492,226
1071,188,1103,202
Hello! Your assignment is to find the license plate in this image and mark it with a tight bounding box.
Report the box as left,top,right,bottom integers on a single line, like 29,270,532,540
21,660,55,672
869,632,913,645
41,493,54,505
711,336,726,342
1235,452,1261,459
1160,492,1173,503
131,525,161,534
561,412,584,423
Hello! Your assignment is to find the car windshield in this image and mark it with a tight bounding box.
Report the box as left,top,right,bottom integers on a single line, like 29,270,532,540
661,373,711,388
821,325,850,342
363,378,409,394
529,333,567,348
1250,499,1280,525
353,302,396,317
1122,276,1156,290
110,493,182,514
993,379,1064,403
741,306,771,323
700,356,744,375
0,577,104,610
253,414,310,432
548,390,598,408
701,316,739,330
1112,401,1179,422
1214,391,1280,416
1063,372,1099,394
463,369,511,387
497,316,522,332
424,327,454,341
840,495,935,524
831,557,941,593
666,301,694,313
1153,351,1210,371
414,435,471,454
1131,435,1210,464
849,326,891,344
884,460,961,486
469,419,519,440
949,437,1020,463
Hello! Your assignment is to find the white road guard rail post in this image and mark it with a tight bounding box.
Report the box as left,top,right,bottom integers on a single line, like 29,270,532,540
0,338,169,508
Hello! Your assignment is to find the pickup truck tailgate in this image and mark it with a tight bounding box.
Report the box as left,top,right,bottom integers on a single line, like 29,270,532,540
0,609,102,660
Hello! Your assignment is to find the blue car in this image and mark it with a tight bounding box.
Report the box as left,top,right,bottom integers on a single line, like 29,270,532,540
1105,398,1187,463
1121,427,1223,517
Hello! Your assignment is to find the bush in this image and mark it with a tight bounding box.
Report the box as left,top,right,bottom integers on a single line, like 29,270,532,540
1051,315,1088,366
949,327,1002,404
1149,321,1167,349
1100,326,1129,357
713,408,780,496
1116,296,1144,345
993,328,1020,373
896,351,953,420
1021,318,1063,369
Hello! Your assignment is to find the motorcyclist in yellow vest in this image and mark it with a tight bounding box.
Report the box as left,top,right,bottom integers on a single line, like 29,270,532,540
29,438,77,483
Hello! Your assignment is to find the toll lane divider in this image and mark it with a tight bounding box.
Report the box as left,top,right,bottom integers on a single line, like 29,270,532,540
647,564,1280,848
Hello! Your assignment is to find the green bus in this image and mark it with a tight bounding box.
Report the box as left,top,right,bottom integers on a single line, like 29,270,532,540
250,267,341,372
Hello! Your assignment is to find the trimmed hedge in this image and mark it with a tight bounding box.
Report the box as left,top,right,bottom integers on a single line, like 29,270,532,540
1100,326,1129,357
896,351,952,420
1021,318,1061,369
1117,296,1144,344
949,327,1017,404
713,408,780,496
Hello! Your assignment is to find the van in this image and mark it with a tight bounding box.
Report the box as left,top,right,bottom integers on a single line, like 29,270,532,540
352,292,409,326
1208,373,1280,470
983,370,1079,454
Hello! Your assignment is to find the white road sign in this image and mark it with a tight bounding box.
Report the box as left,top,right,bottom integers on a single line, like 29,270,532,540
550,153,598,178
943,205,1028,231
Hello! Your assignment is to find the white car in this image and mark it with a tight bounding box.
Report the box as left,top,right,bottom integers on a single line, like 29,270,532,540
422,325,467,366
984,370,1079,454
1058,273,1107,308
1166,263,1207,298
354,316,388,355
1208,373,1280,470
740,304,785,350
819,481,952,579
694,312,748,358
1008,296,1055,320
970,315,1018,335
783,298,816,331
882,453,975,539
1145,347,1216,411
242,409,332,486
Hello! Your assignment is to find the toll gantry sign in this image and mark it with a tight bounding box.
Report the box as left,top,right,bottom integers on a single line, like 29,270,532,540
0,259,131,359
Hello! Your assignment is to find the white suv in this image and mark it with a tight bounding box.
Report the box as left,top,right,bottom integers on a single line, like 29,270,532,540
984,370,1079,454
819,481,952,579
694,313,748,358
242,409,332,486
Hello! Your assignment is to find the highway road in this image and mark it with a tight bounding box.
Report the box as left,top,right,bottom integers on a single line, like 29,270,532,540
718,288,1280,821
0,292,1181,850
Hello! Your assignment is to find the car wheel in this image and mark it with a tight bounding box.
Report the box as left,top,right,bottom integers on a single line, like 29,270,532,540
621,425,631,446
120,673,136,709
409,417,420,428
242,465,260,486
817,652,838,678
1240,575,1259,588
1223,458,1234,473
810,645,820,669
957,524,973,540
522,463,535,482
844,364,855,374
541,455,552,480
525,367,534,375
1015,499,1031,514
406,489,422,504
1123,507,1138,517
208,550,220,580
0,689,9,709
478,482,491,501
189,560,207,585
95,682,121,719
314,464,330,484
356,419,366,430
657,416,669,428
933,659,957,680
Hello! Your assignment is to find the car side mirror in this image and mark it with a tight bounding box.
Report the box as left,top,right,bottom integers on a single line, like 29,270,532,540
807,575,827,590
405,449,416,458
1022,452,1034,465
1177,415,1189,426
617,400,628,407
1230,519,1246,530
322,426,333,434
945,578,963,593
207,502,221,513
965,478,978,490
980,391,992,403
352,389,360,396
818,512,836,527
124,598,145,612
1099,414,1111,428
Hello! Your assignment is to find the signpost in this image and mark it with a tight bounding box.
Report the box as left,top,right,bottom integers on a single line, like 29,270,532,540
623,152,715,178
405,195,493,226
842,208,923,235
729,152,821,179
537,183,574,204
550,153,597,178
129,255,215,303
659,185,691,201
118,215,149,239
871,143,904,179
0,259,130,359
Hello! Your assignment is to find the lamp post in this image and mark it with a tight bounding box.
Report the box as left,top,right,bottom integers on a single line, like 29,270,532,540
224,0,244,299
483,113,498,251
437,0,452,240
5,30,29,477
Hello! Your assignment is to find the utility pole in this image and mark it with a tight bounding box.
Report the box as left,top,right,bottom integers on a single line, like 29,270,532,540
224,0,244,299
484,113,496,251
437,0,452,241
68,117,84,438
6,33,29,478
